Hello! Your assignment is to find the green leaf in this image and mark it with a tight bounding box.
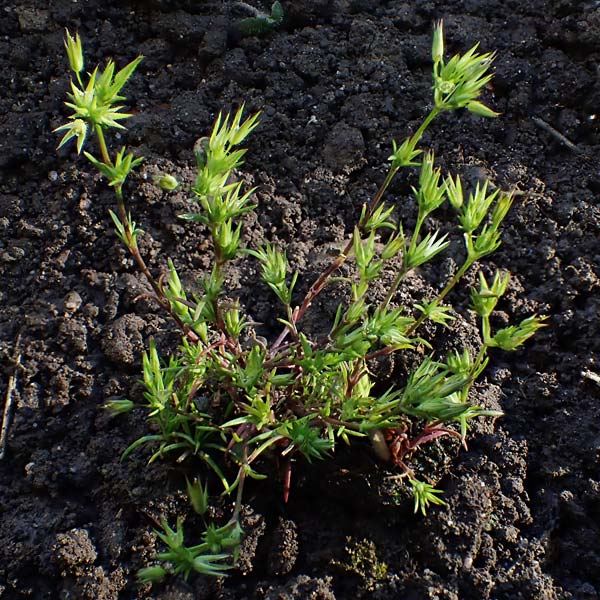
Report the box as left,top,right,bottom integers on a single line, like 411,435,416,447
445,173,464,209
85,146,143,187
112,55,144,97
415,300,455,327
54,118,87,153
410,479,446,515
186,477,209,515
432,26,496,113
457,180,499,234
414,151,445,216
152,517,234,580
121,434,163,461
488,315,547,351
278,417,334,462
401,358,471,421
362,202,396,232
58,47,142,133
404,230,449,270
388,137,422,168
104,398,134,414
137,565,167,583
271,1,284,23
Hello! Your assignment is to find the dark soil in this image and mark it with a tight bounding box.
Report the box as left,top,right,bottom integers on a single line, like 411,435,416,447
1,0,599,598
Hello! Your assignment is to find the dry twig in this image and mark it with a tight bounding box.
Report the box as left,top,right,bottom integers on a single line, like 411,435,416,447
0,335,22,461
532,116,584,155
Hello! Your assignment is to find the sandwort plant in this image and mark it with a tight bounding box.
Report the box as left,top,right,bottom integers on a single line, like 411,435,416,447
55,23,545,582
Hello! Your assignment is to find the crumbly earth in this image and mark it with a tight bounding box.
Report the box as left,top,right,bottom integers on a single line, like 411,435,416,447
1,0,599,598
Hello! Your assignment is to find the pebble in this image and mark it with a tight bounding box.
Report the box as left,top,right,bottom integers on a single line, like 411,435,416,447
64,290,82,313
16,7,49,32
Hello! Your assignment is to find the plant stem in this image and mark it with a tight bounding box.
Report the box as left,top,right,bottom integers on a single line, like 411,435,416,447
299,166,401,318
92,121,199,341
432,259,473,306
406,257,473,336
480,316,491,344
409,107,441,150
271,109,443,354
232,444,248,522
408,213,426,256
381,207,428,310
358,166,399,228
270,166,399,355
363,345,398,362
94,118,222,344
381,266,409,310
471,343,488,378
94,124,112,166
114,186,199,342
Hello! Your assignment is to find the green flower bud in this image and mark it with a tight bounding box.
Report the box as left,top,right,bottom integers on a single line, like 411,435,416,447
64,29,84,74
103,399,134,414
466,101,499,118
438,80,456,95
153,173,180,191
445,174,464,209
490,191,513,229
432,20,444,63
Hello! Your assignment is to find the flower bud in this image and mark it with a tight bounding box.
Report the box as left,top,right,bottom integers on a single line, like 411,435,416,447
444,174,463,209
153,173,180,191
490,191,513,229
466,101,499,118
438,80,456,95
104,399,134,414
432,21,444,63
64,29,84,74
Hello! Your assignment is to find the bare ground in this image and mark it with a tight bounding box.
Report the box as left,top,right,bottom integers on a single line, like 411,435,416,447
1,0,599,598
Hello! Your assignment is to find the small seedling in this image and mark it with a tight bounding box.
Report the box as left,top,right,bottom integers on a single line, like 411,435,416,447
236,1,284,37
55,22,545,583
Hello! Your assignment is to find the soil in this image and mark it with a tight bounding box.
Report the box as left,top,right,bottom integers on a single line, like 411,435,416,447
1,0,599,598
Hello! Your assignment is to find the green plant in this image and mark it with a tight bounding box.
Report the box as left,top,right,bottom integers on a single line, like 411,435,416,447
55,23,545,583
236,1,284,37
335,537,389,592
137,516,241,582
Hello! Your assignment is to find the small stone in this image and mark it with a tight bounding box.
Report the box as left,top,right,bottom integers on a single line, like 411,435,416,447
64,290,82,313
101,314,146,366
16,7,49,32
267,518,299,576
322,122,365,173
52,528,97,572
